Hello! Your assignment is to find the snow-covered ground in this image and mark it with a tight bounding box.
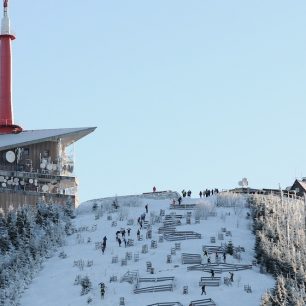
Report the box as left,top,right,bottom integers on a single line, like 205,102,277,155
19,194,274,306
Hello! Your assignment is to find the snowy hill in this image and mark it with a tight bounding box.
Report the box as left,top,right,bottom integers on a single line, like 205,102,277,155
19,192,274,306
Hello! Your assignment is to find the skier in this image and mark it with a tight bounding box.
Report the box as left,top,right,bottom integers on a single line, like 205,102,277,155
223,252,226,263
199,191,202,198
101,244,105,254
123,238,127,247
127,228,131,236
145,204,148,213
203,250,208,257
207,257,211,264
153,186,156,192
201,284,206,295
137,229,140,240
118,238,122,247
172,199,176,205
229,272,234,282
103,236,107,244
210,269,215,278
178,197,182,205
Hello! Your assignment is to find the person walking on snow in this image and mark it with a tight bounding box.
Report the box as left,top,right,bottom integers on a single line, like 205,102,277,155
145,204,148,213
127,228,131,236
211,269,215,278
201,284,206,295
99,283,106,298
117,238,122,247
229,272,234,282
137,229,140,240
199,191,202,198
103,236,107,245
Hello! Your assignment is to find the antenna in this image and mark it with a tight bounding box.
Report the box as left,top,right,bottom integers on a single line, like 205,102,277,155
0,0,23,134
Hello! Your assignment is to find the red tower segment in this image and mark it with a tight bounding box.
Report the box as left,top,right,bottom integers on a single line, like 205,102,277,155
0,0,22,134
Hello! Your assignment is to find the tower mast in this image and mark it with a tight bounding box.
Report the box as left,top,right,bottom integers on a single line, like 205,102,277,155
0,0,22,134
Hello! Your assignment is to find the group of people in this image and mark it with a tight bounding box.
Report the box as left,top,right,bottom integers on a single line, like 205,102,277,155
99,203,150,298
115,228,131,247
203,250,227,263
181,189,192,197
199,188,219,198
181,188,220,198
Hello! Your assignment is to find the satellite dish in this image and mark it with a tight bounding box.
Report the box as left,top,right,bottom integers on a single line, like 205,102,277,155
29,178,33,184
47,164,53,171
42,185,49,192
7,180,12,185
13,177,19,183
242,177,248,187
40,163,46,169
2,183,6,187
5,151,15,163
20,180,25,186
0,176,4,182
52,164,57,171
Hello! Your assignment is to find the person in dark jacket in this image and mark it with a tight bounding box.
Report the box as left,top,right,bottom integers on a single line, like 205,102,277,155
118,238,122,247
145,204,148,213
99,283,105,298
211,269,215,278
201,284,206,295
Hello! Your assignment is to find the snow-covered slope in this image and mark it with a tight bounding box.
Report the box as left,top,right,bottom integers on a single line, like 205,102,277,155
19,193,274,306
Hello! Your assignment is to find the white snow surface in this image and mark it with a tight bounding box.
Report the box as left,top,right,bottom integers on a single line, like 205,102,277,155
19,194,274,306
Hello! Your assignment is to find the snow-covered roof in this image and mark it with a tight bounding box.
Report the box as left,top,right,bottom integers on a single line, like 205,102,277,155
0,127,96,151
296,180,306,191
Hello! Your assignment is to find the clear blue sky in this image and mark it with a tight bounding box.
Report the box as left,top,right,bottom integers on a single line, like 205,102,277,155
8,0,306,201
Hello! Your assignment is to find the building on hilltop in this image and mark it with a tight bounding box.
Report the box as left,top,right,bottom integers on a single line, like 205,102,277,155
0,2,95,213
0,127,95,212
290,179,306,198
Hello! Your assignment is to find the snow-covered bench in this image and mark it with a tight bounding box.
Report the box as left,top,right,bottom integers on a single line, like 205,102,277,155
189,298,216,306
146,302,183,306
138,277,175,283
199,276,221,286
181,253,202,264
147,302,183,306
134,284,173,294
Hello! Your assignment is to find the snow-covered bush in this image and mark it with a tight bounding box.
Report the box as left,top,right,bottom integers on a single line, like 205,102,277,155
194,200,216,220
80,276,92,295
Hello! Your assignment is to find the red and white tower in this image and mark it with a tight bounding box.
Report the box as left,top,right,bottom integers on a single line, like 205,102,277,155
0,0,22,134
